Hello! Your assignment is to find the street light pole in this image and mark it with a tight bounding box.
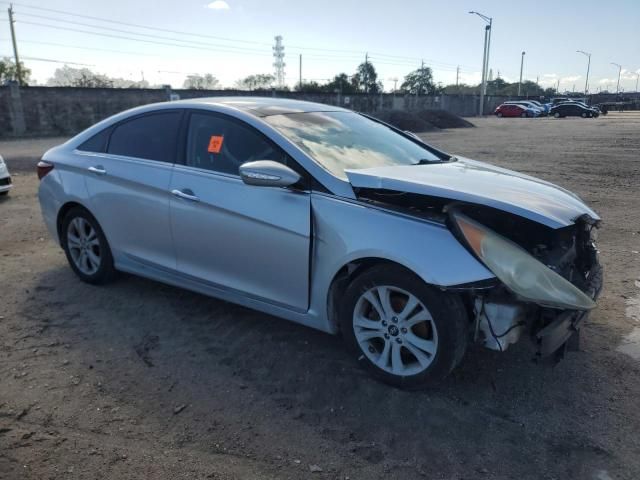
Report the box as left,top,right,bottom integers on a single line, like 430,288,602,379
518,51,525,96
469,11,492,116
636,72,639,93
577,50,591,94
611,62,622,94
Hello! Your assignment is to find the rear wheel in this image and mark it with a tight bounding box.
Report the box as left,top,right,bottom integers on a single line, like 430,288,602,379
554,112,561,118
520,112,527,118
61,207,116,284
339,265,468,389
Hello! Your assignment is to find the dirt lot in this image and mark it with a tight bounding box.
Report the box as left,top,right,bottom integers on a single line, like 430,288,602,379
1,113,639,480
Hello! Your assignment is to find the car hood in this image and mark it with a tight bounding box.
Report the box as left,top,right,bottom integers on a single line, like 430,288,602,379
345,157,600,229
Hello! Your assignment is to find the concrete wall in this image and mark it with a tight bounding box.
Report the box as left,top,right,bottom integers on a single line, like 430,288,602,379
0,85,513,138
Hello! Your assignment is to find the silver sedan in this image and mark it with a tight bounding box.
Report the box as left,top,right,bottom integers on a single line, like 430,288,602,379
37,98,602,388
0,154,12,196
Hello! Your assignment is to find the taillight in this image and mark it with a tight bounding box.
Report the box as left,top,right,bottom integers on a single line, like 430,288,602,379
37,160,54,180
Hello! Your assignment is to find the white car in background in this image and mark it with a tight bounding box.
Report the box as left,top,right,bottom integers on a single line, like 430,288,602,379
0,154,12,196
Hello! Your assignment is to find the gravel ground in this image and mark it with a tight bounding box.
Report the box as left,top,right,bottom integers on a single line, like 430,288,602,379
1,114,639,479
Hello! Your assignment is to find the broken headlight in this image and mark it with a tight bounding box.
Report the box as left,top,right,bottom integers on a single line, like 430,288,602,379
453,212,596,311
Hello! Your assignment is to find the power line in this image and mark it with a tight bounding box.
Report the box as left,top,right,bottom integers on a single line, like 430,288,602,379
4,0,477,68
14,14,273,54
14,55,93,66
16,39,167,57
2,1,272,46
15,20,276,57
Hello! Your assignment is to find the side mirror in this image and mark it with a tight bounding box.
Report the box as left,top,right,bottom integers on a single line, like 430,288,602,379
239,160,301,188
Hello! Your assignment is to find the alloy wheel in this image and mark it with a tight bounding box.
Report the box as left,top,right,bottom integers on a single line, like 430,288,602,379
353,286,438,376
67,217,101,275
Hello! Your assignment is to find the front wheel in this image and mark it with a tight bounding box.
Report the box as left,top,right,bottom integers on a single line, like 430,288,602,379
520,112,527,118
61,207,117,284
581,112,588,118
339,265,468,389
496,112,503,118
554,112,561,118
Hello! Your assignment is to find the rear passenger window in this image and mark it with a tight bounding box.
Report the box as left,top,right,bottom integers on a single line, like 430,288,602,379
77,128,111,153
186,112,289,176
107,112,182,163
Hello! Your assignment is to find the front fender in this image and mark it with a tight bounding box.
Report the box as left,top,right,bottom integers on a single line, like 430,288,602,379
309,194,494,332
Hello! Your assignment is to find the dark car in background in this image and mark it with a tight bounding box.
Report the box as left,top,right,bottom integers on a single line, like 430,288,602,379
550,103,600,118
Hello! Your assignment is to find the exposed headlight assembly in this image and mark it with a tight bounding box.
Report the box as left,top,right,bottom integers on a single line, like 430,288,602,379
453,212,596,311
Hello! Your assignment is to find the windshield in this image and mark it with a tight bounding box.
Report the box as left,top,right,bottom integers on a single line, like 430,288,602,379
264,111,442,179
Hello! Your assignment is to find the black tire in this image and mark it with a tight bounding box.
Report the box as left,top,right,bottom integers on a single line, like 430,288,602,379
339,264,468,389
553,112,561,118
520,112,527,118
61,206,117,285
0,190,8,196
496,112,503,118
581,112,587,118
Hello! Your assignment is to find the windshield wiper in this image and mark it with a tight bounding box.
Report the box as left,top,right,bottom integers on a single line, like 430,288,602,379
414,155,457,165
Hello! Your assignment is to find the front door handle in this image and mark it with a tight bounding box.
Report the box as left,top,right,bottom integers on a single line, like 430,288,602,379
88,166,106,175
171,189,200,202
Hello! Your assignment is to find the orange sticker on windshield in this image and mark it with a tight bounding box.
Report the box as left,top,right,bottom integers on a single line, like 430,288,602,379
207,135,224,153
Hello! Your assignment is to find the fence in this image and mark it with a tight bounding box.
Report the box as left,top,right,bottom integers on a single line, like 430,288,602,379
1,84,600,138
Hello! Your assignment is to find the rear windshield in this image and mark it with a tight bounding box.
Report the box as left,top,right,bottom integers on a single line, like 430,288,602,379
264,111,441,179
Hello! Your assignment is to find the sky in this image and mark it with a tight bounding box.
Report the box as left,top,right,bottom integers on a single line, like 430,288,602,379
1,0,639,92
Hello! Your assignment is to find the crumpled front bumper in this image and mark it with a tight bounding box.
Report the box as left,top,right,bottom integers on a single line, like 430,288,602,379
535,260,603,357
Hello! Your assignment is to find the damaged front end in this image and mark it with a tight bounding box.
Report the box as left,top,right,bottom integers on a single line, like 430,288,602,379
449,207,602,359
355,187,602,359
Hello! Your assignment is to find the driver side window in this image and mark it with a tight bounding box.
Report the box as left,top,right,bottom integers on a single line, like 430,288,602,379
186,112,288,175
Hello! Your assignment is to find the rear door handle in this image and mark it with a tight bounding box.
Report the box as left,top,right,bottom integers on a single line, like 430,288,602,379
171,189,200,202
88,166,106,175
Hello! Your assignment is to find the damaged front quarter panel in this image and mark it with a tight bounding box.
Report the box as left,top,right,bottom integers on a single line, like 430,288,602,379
352,185,602,358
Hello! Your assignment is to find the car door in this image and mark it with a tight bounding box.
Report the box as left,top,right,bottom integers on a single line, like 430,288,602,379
81,110,182,270
169,110,311,311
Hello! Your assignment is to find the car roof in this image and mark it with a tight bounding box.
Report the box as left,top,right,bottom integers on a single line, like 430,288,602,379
170,96,349,117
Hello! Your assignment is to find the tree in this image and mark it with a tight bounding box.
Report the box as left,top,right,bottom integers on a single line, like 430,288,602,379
441,83,479,95
46,66,152,88
352,61,382,94
325,73,358,94
295,80,326,93
183,73,220,90
400,65,437,95
47,66,114,87
235,74,275,90
0,57,31,86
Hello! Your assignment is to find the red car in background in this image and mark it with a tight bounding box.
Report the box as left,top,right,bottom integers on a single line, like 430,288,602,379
494,103,531,118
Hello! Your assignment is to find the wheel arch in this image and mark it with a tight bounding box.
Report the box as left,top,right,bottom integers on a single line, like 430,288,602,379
56,201,94,245
327,257,425,333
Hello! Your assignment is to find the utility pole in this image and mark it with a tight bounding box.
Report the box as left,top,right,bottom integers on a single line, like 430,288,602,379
636,72,639,92
299,54,302,90
456,65,460,88
417,59,424,99
8,4,22,85
556,79,560,94
364,52,369,94
469,11,492,116
577,50,591,94
610,62,622,94
518,51,525,96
